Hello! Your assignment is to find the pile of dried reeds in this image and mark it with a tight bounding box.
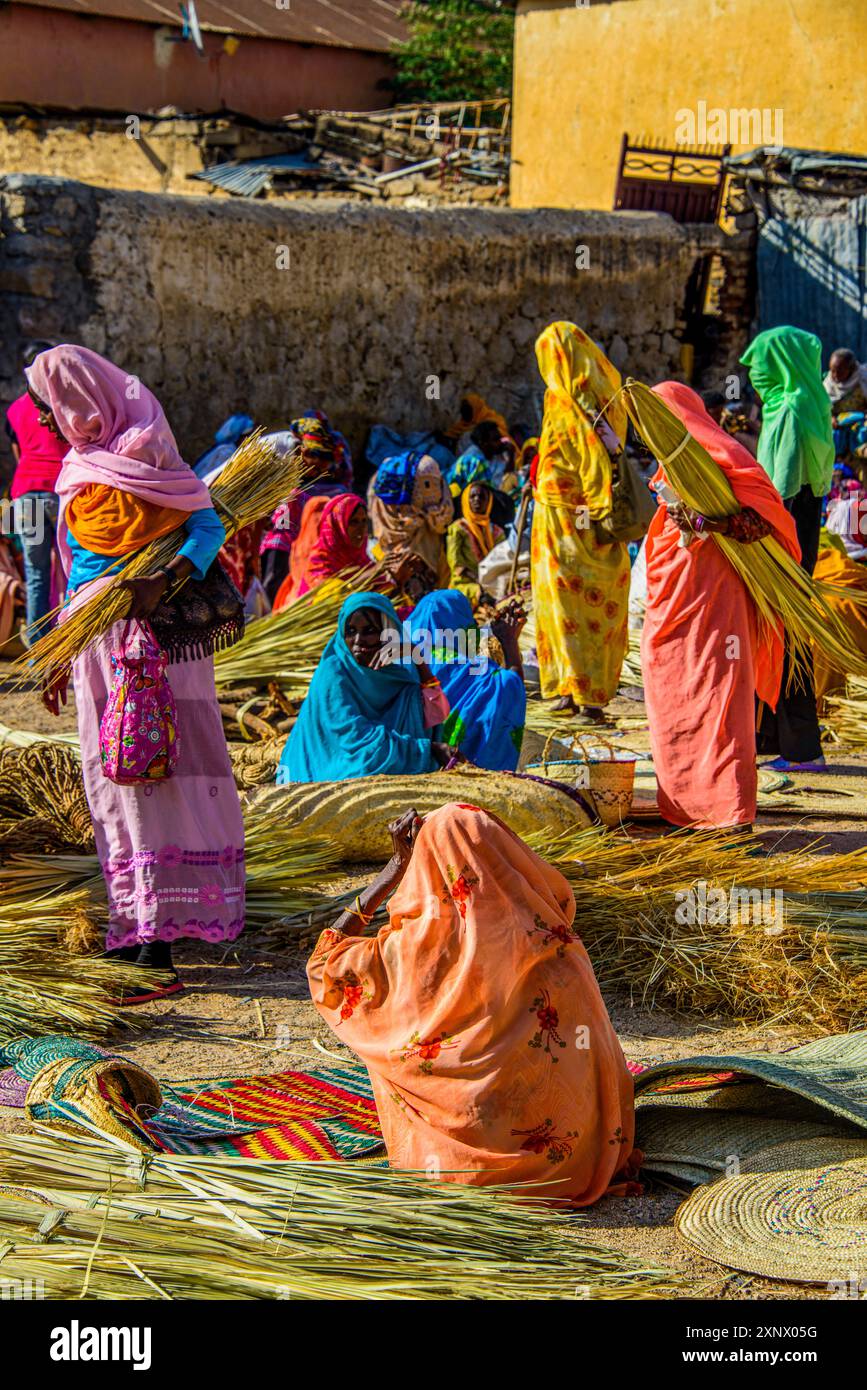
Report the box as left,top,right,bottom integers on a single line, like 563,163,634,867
18,432,304,682
0,743,93,855
823,676,867,749
0,1130,681,1301
0,893,161,1041
530,827,867,1030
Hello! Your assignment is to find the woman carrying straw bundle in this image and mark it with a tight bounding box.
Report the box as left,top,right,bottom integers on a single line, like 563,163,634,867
31,345,245,1002
531,323,631,724
410,589,526,771
446,481,504,608
276,592,455,783
641,383,800,830
741,326,836,770
308,803,639,1206
368,451,453,588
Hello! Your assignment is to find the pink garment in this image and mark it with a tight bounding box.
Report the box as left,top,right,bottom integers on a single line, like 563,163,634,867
6,394,67,498
74,617,245,950
421,682,450,727
26,345,211,578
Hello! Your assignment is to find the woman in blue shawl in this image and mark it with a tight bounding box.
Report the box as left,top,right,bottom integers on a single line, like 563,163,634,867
277,592,453,784
410,590,526,772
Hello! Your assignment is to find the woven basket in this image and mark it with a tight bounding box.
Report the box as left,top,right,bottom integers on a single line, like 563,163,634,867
534,733,636,828
26,1055,162,1152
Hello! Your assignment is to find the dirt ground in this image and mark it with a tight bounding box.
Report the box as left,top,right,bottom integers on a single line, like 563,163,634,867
2,668,865,1301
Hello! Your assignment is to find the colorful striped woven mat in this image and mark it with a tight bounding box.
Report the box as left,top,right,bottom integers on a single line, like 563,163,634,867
127,1062,385,1160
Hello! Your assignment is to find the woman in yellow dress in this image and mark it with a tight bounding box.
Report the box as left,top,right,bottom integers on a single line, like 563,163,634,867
531,323,630,721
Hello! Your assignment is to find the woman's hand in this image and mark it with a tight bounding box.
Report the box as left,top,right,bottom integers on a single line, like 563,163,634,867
121,557,195,620
367,643,393,671
388,808,422,872
668,503,728,536
42,665,70,716
121,572,170,620
491,597,526,641
432,741,465,768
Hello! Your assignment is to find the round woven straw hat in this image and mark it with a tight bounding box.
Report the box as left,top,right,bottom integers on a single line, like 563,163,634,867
676,1137,867,1284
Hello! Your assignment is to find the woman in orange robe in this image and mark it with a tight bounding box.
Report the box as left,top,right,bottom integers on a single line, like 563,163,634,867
307,803,638,1207
642,383,800,829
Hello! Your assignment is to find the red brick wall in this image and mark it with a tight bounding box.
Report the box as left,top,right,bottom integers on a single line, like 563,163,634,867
0,5,394,118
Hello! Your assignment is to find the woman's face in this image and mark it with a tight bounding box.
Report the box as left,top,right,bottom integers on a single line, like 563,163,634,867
345,608,384,667
28,387,65,442
831,351,856,383
468,483,490,516
345,504,368,548
303,446,334,477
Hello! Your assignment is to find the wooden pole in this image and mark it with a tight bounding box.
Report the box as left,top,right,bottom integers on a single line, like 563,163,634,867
508,490,531,594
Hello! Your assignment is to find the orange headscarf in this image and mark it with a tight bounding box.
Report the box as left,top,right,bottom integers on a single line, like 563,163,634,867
650,382,800,705
445,392,510,443
459,482,495,558
273,496,331,610
307,803,638,1207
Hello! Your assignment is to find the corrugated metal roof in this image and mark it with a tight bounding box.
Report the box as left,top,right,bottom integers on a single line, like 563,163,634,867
12,0,408,51
192,151,323,196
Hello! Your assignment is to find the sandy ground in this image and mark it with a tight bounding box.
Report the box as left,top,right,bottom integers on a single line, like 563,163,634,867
2,667,865,1301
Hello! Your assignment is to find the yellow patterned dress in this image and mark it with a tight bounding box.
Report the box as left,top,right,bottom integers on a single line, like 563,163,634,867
531,323,630,706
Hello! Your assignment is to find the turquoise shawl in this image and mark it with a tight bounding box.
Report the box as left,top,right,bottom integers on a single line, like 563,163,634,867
276,592,436,784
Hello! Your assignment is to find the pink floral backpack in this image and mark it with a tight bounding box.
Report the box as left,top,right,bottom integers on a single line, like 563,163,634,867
99,621,180,785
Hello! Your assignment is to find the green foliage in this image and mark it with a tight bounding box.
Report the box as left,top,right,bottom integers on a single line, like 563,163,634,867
392,0,515,103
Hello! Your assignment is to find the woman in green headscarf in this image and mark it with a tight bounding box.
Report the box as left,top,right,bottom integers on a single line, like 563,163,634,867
741,325,835,769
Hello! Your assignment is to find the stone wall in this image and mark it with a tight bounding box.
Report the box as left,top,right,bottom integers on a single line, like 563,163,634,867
0,175,754,477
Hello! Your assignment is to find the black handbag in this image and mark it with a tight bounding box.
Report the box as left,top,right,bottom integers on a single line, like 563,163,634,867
149,560,245,663
593,451,658,545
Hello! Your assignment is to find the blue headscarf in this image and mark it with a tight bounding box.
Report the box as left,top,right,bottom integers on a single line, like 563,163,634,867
410,589,526,772
277,592,436,784
446,445,492,491
373,450,423,506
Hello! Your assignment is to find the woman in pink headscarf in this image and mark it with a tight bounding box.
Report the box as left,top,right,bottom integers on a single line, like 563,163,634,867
642,382,800,829
29,345,245,1002
296,494,371,598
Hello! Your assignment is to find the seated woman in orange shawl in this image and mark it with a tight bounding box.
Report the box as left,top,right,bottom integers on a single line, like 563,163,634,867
642,383,800,829
307,803,639,1207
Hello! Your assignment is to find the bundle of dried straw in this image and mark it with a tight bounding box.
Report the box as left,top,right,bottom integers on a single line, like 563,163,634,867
17,432,303,682
620,381,867,685
0,1131,681,1301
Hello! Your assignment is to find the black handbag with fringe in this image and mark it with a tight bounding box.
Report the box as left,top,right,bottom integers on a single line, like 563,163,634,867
149,560,245,663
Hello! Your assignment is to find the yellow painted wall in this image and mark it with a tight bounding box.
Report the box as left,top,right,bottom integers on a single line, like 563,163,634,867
512,0,867,209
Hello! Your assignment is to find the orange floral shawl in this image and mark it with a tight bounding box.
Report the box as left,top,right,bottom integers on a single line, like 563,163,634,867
307,804,639,1206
